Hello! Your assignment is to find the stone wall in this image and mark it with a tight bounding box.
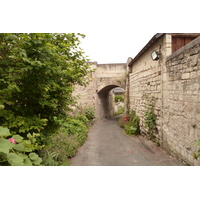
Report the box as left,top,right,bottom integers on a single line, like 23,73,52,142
73,62,127,120
72,62,98,115
129,35,200,165
162,37,200,165
129,34,171,140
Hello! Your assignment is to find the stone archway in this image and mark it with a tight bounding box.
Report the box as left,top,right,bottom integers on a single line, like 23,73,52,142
97,84,125,120
73,62,128,120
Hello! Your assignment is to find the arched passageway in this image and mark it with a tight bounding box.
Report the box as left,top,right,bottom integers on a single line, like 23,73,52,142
97,85,125,119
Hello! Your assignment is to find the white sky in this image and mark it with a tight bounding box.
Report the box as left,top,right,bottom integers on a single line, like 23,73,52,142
80,31,154,63
2,0,199,64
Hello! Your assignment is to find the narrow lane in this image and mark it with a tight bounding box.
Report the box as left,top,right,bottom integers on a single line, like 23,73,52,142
70,116,186,166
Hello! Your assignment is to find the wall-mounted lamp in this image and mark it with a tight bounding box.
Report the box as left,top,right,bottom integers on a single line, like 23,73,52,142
151,50,160,61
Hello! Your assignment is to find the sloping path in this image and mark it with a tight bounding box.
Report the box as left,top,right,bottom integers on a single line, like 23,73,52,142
70,116,186,166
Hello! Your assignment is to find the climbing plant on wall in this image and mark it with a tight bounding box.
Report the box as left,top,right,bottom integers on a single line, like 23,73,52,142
143,94,157,141
193,113,200,160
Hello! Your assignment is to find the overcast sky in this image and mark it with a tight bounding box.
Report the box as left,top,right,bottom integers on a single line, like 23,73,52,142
80,31,154,64
2,0,199,64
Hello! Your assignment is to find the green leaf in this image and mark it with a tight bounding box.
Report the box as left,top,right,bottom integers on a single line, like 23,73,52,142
0,104,5,109
7,153,24,166
12,135,23,143
13,143,25,152
0,139,14,154
0,126,11,137
24,158,33,166
32,157,42,166
27,133,32,139
23,140,33,152
24,146,33,152
18,153,28,160
195,140,200,146
29,152,39,161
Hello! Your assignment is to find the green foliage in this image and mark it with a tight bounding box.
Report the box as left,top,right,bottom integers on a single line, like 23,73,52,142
42,129,85,165
41,114,89,165
143,94,157,139
0,33,91,166
40,151,60,166
144,106,156,130
0,33,90,136
115,106,124,116
124,110,140,135
193,139,200,159
118,116,128,128
64,118,88,136
77,106,95,122
0,126,43,166
83,107,95,121
193,114,200,160
115,95,124,103
75,114,89,125
0,126,10,137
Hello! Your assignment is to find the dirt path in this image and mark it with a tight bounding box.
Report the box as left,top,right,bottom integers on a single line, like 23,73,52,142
70,116,186,166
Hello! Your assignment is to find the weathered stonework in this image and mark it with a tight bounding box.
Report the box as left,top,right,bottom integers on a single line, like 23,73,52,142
72,62,98,113
163,38,200,165
128,34,171,141
73,62,127,120
129,35,200,165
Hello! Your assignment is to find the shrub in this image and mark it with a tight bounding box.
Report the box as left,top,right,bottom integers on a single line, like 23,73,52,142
124,110,140,135
0,33,90,138
41,117,89,165
40,106,94,165
84,107,95,121
0,33,92,166
115,95,124,103
0,126,43,166
118,116,129,128
64,118,88,136
40,151,60,166
115,106,124,116
75,114,89,125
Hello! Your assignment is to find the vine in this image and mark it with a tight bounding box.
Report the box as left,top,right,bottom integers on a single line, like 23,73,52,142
143,94,158,143
193,113,200,160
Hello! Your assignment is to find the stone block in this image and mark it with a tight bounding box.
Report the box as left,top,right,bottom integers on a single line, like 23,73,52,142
190,71,197,79
181,73,190,79
190,48,199,56
178,53,184,60
190,54,198,67
181,58,187,64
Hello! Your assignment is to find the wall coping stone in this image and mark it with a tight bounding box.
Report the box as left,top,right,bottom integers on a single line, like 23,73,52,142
97,63,126,66
167,36,200,62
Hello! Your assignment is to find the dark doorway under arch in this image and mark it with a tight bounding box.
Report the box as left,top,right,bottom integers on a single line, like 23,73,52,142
97,85,125,119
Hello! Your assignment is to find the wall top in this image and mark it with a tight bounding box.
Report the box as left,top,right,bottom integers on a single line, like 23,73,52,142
167,36,200,62
128,33,200,68
128,33,164,67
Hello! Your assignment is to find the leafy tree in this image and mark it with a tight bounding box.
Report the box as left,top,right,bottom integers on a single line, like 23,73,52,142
0,33,90,137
